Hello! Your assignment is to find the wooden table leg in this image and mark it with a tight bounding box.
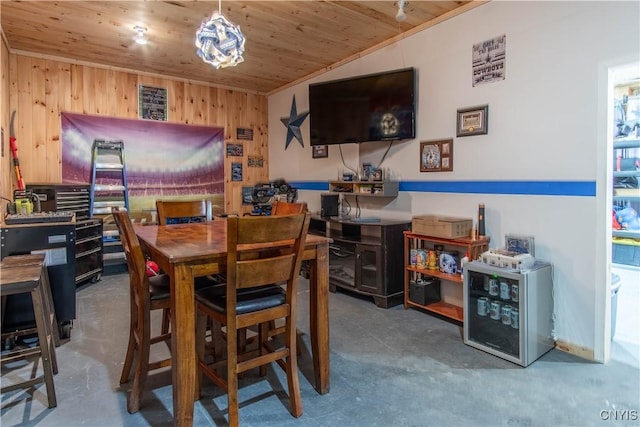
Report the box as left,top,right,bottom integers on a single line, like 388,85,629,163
309,242,330,394
171,264,197,427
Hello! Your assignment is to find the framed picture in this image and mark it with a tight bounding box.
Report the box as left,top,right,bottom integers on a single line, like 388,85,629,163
226,143,243,157
420,139,453,172
456,105,488,137
371,168,383,181
362,163,373,180
312,145,328,158
138,84,168,121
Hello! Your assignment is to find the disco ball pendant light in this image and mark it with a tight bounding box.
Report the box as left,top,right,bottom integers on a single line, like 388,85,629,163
195,0,245,69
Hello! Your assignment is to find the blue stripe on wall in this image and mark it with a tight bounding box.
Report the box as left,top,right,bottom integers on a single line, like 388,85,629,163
288,180,596,196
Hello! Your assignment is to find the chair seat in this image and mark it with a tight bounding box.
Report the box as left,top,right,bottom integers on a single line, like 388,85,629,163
196,285,285,315
148,274,215,300
148,275,171,301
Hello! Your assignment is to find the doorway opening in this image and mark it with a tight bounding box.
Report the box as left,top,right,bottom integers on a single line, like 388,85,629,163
609,61,640,366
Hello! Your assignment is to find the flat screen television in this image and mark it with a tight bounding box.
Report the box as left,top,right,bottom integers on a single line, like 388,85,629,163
309,67,416,146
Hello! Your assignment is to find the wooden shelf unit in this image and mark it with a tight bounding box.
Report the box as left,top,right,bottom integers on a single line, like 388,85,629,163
328,180,399,197
403,231,489,323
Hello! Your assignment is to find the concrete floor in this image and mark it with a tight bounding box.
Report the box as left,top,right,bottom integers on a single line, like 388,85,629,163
1,272,639,427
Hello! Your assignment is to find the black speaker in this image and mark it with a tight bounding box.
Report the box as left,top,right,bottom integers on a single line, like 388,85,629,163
320,194,339,217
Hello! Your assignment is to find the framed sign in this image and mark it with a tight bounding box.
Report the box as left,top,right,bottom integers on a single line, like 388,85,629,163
226,143,243,157
236,127,254,141
456,105,488,137
420,139,453,172
138,84,167,121
312,145,328,158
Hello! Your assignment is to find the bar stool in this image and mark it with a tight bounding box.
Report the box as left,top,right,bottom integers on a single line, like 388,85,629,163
1,254,61,349
0,254,58,408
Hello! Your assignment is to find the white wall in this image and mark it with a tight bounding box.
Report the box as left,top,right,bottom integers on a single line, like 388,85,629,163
268,1,640,361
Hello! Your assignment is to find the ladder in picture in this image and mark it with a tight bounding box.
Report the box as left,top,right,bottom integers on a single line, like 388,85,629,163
89,139,130,216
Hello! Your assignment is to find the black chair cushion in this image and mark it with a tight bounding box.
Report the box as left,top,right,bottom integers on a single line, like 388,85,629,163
148,274,171,301
196,284,285,315
148,274,213,301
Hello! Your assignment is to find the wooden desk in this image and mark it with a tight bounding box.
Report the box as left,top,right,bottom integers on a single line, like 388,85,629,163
134,220,331,427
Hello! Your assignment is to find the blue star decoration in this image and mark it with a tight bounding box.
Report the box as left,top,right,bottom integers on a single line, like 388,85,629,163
280,95,309,150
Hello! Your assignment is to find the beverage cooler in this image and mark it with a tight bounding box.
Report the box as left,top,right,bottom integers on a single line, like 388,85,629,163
463,261,554,367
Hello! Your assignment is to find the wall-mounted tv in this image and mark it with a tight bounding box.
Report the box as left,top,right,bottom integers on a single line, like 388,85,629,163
309,67,416,146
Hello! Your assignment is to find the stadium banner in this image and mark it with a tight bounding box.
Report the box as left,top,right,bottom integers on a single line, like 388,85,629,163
61,112,224,212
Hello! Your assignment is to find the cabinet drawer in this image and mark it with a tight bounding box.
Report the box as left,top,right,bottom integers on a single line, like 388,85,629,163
76,251,103,281
76,235,102,255
76,219,103,240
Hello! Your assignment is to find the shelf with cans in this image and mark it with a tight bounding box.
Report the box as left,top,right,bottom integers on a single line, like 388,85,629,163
403,231,490,323
466,272,521,342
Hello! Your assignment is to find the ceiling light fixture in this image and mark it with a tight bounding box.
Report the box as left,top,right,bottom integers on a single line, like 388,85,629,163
396,0,407,23
133,25,148,45
195,0,245,69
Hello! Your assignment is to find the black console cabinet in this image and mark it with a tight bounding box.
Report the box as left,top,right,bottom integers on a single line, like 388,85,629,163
311,216,411,308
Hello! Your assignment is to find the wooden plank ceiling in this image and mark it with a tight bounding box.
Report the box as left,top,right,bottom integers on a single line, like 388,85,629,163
1,1,479,95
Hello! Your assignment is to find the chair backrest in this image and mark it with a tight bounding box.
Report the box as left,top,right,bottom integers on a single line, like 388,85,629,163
156,199,212,225
271,201,307,216
112,208,151,302
226,212,310,298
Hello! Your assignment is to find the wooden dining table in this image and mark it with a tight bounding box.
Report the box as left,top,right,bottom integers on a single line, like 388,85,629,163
134,219,331,427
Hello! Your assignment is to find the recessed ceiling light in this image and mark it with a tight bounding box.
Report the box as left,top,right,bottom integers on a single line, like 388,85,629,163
396,0,407,22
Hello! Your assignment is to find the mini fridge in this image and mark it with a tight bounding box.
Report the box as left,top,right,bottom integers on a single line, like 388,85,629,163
463,260,554,367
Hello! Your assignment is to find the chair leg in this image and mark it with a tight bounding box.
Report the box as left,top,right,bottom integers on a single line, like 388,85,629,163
127,308,151,414
226,326,240,427
119,318,137,384
32,284,57,408
195,311,208,400
259,322,269,377
161,308,170,335
210,318,224,361
285,318,302,418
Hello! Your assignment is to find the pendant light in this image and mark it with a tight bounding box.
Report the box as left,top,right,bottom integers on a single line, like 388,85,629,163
396,0,407,22
195,0,245,69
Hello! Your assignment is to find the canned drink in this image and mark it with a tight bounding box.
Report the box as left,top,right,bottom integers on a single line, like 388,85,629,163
501,305,512,325
483,278,490,292
500,281,510,300
511,284,519,302
410,249,418,266
490,300,503,320
477,297,490,316
489,279,500,296
511,307,519,329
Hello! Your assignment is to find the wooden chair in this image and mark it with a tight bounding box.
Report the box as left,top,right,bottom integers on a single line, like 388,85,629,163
271,200,307,216
195,212,311,427
268,201,307,340
156,199,212,225
112,208,173,414
0,254,58,408
155,198,219,332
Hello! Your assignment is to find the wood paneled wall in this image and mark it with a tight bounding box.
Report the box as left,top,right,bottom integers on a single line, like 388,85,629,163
3,53,268,217
2,37,10,211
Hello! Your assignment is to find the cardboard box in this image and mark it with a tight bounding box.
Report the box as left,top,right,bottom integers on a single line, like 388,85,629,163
412,215,473,239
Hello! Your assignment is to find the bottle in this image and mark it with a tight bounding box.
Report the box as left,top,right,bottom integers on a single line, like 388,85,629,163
460,251,470,279
478,204,486,238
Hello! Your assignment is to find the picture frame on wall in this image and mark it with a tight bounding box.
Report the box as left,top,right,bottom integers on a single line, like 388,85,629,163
420,139,453,172
456,105,488,137
312,145,328,158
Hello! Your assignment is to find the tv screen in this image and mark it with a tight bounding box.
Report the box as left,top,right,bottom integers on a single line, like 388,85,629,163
309,67,416,146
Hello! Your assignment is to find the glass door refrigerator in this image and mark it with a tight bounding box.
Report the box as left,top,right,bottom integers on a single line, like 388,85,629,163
463,261,554,367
